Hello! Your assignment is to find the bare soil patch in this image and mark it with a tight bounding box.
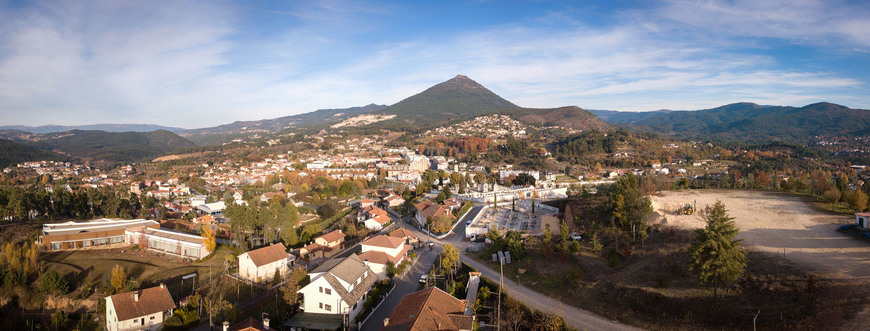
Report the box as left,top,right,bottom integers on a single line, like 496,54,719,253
650,190,868,279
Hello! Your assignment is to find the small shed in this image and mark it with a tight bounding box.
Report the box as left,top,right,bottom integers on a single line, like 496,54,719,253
856,212,870,228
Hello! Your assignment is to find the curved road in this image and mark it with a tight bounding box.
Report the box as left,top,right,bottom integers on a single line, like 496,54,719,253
406,211,641,331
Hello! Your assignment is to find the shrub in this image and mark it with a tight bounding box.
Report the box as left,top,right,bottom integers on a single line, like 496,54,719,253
39,269,70,295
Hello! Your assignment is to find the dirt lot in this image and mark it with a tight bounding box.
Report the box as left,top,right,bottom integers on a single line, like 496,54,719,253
650,190,869,279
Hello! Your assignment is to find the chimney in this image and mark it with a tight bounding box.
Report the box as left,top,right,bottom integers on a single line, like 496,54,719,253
363,259,369,266
383,318,390,326
222,321,229,331
263,318,270,330
160,283,165,288
133,291,139,302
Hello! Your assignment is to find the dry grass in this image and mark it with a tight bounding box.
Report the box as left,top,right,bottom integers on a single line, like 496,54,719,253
473,189,870,330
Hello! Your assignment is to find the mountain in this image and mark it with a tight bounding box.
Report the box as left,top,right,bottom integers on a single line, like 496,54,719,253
0,130,196,164
597,102,870,142
178,104,387,143
588,109,673,124
506,106,612,131
0,139,68,168
372,75,519,129
0,124,185,134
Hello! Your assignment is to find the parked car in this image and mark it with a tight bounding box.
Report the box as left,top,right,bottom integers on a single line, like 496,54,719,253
419,274,428,284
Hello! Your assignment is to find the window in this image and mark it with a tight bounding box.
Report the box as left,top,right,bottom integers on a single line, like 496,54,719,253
325,288,331,295
82,240,91,247
150,316,155,320
319,286,323,293
110,236,124,244
325,304,332,311
319,302,323,309
51,243,61,250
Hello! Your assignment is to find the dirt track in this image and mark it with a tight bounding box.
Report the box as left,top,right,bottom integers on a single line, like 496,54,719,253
651,190,870,279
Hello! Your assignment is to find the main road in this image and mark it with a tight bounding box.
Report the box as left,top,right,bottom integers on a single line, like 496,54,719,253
398,208,642,331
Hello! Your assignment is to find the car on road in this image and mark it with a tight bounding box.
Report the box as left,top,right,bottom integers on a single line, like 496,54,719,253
465,218,473,226
428,241,434,248
419,274,428,284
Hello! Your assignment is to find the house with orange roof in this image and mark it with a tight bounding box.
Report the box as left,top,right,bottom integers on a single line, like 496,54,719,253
414,200,456,228
238,243,294,283
358,235,409,279
380,286,473,331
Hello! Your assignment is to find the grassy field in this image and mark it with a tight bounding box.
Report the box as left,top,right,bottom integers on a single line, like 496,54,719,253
43,244,237,303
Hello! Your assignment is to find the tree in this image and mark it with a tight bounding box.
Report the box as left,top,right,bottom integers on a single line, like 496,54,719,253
110,264,127,293
440,244,460,275
687,201,747,298
514,173,536,187
610,174,652,242
40,269,69,295
280,268,308,309
822,187,842,206
429,214,453,234
200,224,217,253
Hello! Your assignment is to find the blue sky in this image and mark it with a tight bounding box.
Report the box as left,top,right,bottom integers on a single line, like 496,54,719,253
0,0,868,128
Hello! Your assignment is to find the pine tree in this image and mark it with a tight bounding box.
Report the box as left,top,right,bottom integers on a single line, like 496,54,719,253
687,201,747,298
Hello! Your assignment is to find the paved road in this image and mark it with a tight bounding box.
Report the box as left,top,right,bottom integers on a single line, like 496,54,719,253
403,210,642,331
360,243,439,330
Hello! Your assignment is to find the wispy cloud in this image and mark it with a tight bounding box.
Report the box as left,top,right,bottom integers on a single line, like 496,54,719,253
0,0,866,127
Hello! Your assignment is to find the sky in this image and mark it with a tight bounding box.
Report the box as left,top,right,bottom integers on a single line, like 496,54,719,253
0,0,868,129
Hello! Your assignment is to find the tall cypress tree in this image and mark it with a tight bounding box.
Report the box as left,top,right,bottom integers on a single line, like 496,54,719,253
687,201,747,298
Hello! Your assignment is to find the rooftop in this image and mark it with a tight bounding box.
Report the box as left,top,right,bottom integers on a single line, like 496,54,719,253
43,218,158,237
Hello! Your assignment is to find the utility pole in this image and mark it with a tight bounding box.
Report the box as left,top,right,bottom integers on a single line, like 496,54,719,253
498,255,503,331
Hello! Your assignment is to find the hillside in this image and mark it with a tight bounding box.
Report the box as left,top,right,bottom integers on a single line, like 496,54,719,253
0,130,197,164
372,75,519,129
506,106,612,131
0,139,68,168
0,123,185,134
588,109,672,124
179,104,387,141
596,102,870,142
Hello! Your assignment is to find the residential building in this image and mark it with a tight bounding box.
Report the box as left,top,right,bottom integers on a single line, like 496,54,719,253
105,284,176,331
414,200,456,228
380,287,473,331
299,229,346,260
224,317,271,331
358,235,409,279
361,206,392,230
238,243,294,283
382,193,405,208
389,228,418,246
298,255,378,323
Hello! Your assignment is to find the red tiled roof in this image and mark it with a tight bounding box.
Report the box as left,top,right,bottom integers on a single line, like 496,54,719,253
380,287,470,331
109,285,176,322
361,235,404,249
318,229,346,243
243,243,289,267
389,228,417,241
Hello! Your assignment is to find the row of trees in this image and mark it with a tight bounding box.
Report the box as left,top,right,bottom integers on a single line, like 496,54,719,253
224,198,300,249
0,185,154,222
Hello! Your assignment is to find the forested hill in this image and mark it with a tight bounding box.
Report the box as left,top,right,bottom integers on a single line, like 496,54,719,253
594,102,870,142
0,139,68,168
0,130,196,164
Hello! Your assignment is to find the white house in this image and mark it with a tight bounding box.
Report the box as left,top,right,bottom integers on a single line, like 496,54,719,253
358,235,409,279
105,284,176,331
856,212,870,228
360,206,392,231
298,255,378,323
238,243,294,283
